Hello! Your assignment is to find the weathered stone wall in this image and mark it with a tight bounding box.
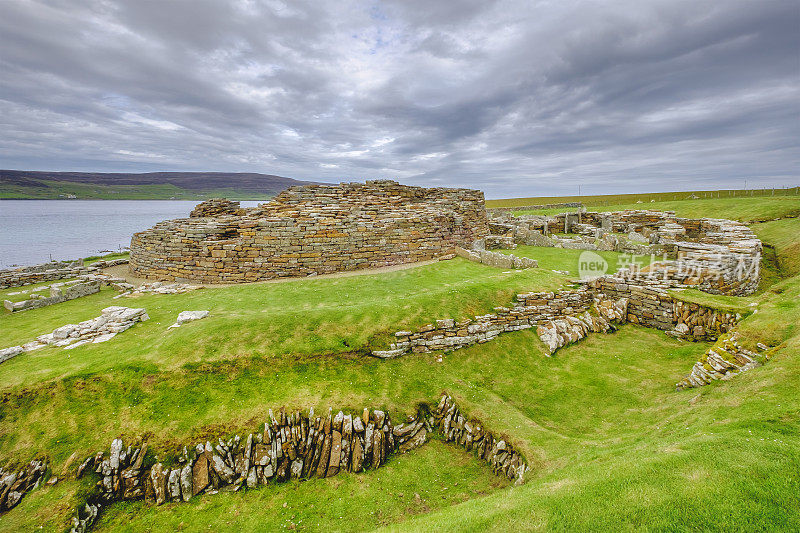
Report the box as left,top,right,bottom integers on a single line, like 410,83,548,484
489,209,762,296
589,276,740,341
130,180,489,284
454,246,539,270
65,394,525,532
0,260,87,289
3,280,100,312
373,288,616,358
0,258,128,290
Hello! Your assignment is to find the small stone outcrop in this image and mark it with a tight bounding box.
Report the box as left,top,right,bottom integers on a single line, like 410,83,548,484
0,460,48,514
0,306,149,364
61,395,524,532
676,333,765,390
130,181,489,284
168,310,209,329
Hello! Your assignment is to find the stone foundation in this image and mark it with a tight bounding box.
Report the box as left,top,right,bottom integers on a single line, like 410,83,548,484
130,181,489,284
3,280,100,312
488,209,762,296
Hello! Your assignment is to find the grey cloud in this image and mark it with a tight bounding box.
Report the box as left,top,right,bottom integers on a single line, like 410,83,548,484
0,0,797,197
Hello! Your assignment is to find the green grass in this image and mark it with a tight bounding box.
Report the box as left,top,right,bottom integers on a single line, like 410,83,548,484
487,188,799,209
500,245,655,276
0,179,274,200
1,206,799,531
83,252,130,266
509,196,799,223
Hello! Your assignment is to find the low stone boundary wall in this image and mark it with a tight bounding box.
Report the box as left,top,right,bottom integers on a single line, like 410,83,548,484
0,260,87,289
454,246,538,270
3,280,100,312
0,258,129,290
372,288,611,358
62,394,525,532
375,273,744,360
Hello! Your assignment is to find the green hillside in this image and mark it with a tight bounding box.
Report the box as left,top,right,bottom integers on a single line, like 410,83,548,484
0,196,798,531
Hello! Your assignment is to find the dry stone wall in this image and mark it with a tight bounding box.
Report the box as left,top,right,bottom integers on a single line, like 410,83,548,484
3,280,100,312
0,258,128,290
130,180,489,284
64,394,525,532
488,209,762,296
372,287,628,358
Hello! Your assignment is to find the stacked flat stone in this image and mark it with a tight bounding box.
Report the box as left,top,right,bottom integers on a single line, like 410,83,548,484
454,247,538,269
0,258,128,290
4,280,100,312
433,395,526,484
0,460,48,514
0,260,87,289
487,209,762,296
189,198,241,218
676,333,763,390
0,306,149,364
130,180,489,284
590,276,741,341
66,397,505,531
536,296,628,355
373,288,626,358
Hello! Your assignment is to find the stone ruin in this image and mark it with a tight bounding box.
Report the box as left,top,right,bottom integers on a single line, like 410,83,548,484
130,180,489,284
489,209,762,296
62,394,525,532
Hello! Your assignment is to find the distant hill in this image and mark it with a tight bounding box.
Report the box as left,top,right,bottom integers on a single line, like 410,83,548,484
0,170,330,200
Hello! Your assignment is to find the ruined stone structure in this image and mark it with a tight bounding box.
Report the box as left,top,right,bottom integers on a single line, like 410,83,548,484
64,394,525,532
130,181,489,284
489,209,762,296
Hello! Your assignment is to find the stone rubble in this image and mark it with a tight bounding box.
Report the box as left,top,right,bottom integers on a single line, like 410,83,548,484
64,395,515,531
454,246,538,270
168,310,210,329
675,333,765,390
0,306,149,364
0,460,48,514
113,281,200,299
487,209,762,296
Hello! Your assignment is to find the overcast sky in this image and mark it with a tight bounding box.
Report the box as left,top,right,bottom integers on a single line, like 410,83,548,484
1,0,798,197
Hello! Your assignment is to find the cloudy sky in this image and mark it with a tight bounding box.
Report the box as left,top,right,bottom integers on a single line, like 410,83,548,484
1,0,798,197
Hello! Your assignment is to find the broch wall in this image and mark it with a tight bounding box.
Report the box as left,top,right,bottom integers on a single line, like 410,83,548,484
130,180,489,284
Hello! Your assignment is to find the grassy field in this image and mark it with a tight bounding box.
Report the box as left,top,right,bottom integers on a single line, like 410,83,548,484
0,180,273,201
0,197,798,531
486,187,799,209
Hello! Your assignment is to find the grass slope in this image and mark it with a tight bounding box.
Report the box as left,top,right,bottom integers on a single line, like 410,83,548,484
0,199,798,531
